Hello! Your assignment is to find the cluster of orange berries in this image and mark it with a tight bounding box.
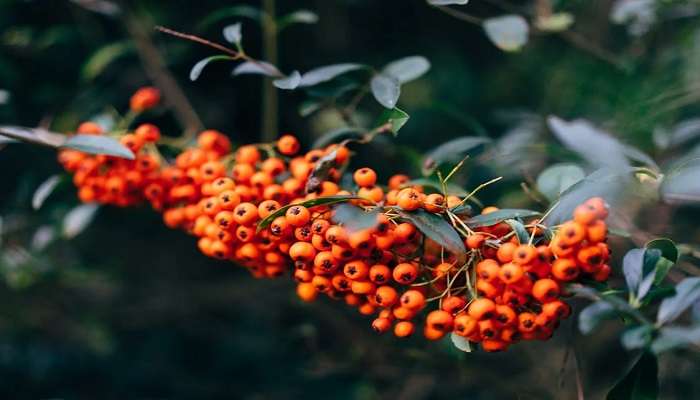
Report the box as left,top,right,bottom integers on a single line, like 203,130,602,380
58,88,613,352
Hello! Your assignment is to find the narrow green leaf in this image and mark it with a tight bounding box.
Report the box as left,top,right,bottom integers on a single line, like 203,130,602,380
620,326,653,350
81,41,133,81
623,248,661,301
62,203,99,239
606,352,658,400
299,63,366,87
404,178,469,197
396,209,465,255
190,55,233,81
646,238,678,284
579,301,616,334
660,157,700,204
657,277,700,324
32,175,62,210
278,9,319,29
232,61,281,77
429,0,469,5
465,209,540,228
0,125,66,148
651,325,700,354
504,219,529,244
223,23,242,45
62,134,135,159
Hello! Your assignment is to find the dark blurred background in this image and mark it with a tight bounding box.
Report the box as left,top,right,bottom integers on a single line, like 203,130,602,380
1,0,700,398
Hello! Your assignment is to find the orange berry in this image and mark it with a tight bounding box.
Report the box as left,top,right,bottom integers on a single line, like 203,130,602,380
393,263,418,284
135,123,161,142
512,244,537,265
393,321,415,337
466,234,486,249
532,278,560,303
289,241,316,262
467,298,496,320
423,193,445,213
453,313,478,337
130,86,160,112
441,296,467,314
343,260,369,280
233,202,259,226
372,317,392,334
277,134,300,156
558,221,586,246
399,290,426,310
396,188,422,211
374,286,399,307
353,167,377,187
426,310,454,332
286,205,311,227
476,259,500,282
552,258,580,281
499,262,524,284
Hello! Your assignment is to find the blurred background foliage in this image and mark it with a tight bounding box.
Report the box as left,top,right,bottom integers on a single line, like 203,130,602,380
2,0,700,398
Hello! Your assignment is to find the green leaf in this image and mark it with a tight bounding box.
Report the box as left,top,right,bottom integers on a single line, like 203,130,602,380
396,209,465,255
657,277,700,324
376,107,410,136
623,248,661,301
273,71,301,90
621,325,653,350
421,137,491,176
0,89,9,105
232,61,281,77
256,195,361,233
0,125,66,148
483,15,529,52
504,219,529,244
646,238,678,284
429,0,469,4
606,352,658,400
298,100,323,118
190,55,233,81
331,203,380,233
465,209,540,228
536,163,585,201
370,73,401,109
579,301,617,334
651,325,700,354
382,56,430,84
278,9,319,29
222,23,242,45
312,127,364,148
535,12,574,32
81,41,133,81
298,63,366,87
62,203,99,239
32,175,62,210
660,157,700,204
547,116,631,169
62,134,135,160
450,332,472,352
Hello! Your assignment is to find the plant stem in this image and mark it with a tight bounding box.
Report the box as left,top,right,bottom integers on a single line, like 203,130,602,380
261,0,279,142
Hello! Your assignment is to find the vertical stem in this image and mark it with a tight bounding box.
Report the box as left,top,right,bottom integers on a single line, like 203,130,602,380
261,0,278,142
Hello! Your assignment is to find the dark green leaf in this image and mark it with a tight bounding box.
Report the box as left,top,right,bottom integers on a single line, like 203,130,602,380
646,239,678,284
312,127,364,148
0,125,66,147
370,73,400,109
299,63,366,87
299,100,323,118
660,157,700,204
62,203,99,239
422,137,491,176
256,195,361,233
396,209,465,255
273,71,301,90
621,325,653,350
623,248,661,301
548,116,631,169
278,9,319,29
382,56,430,84
579,301,616,334
376,107,410,136
190,55,233,81
606,352,658,400
429,0,469,5
536,163,585,201
62,134,135,159
465,209,540,228
81,41,132,81
505,219,529,244
332,203,380,233
32,175,62,210
651,325,700,353
657,277,700,324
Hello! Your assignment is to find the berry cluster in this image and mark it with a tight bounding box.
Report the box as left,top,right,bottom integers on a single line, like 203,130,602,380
58,88,612,352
